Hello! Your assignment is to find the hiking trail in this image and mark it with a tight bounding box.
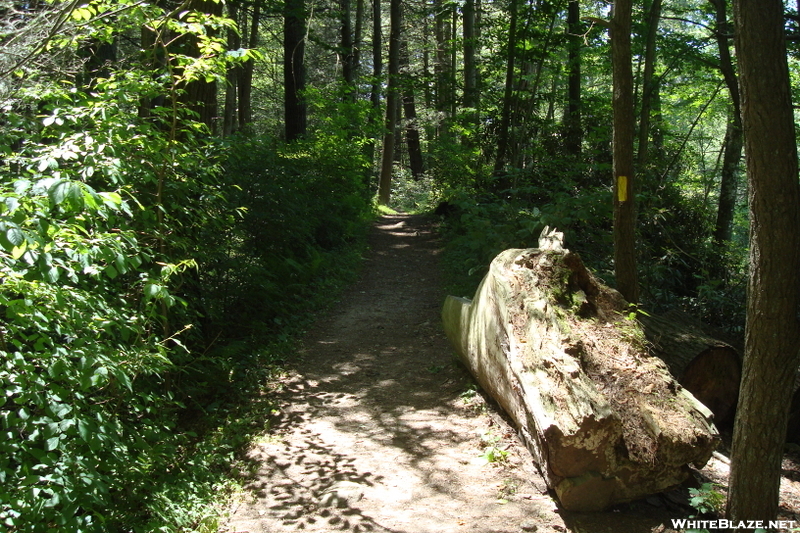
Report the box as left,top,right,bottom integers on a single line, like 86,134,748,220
221,214,799,533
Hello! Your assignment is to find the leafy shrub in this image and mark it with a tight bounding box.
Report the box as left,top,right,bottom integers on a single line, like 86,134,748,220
198,130,373,340
387,170,443,214
0,88,208,531
438,166,613,297
0,5,254,529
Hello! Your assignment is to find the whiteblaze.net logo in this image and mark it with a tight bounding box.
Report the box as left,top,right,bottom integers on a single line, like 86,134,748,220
671,518,797,531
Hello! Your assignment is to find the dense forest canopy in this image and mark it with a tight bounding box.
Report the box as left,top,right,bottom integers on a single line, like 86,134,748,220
0,0,799,530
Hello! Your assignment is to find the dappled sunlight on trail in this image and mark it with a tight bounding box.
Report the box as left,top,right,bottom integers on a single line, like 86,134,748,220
223,214,551,533
222,214,688,533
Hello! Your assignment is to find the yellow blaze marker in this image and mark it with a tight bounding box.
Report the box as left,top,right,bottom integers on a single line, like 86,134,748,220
617,175,628,202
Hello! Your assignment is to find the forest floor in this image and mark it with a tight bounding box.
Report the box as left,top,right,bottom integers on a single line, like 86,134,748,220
221,214,800,533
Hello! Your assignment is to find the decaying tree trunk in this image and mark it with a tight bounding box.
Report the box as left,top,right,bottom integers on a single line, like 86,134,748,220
639,310,741,426
442,230,719,512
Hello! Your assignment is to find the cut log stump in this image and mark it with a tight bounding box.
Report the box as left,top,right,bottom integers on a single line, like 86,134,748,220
442,230,719,511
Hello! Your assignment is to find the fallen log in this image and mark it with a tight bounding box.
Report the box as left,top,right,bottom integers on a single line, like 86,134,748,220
442,230,719,511
639,310,741,426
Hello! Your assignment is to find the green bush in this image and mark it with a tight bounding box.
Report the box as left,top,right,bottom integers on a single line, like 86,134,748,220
437,165,613,297
0,6,250,527
0,86,212,531
198,130,373,340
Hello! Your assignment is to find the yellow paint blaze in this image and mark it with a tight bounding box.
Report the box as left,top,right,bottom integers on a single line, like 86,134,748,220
617,176,628,202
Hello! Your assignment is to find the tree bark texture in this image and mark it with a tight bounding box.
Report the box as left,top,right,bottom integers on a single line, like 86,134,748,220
442,233,719,512
378,0,402,205
727,0,800,526
640,309,741,426
284,0,307,141
611,0,639,304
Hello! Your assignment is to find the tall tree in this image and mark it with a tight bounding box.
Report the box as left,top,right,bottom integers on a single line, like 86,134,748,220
353,0,366,76
238,0,261,129
370,0,383,112
401,39,424,178
563,0,582,155
284,0,307,141
710,0,743,245
493,0,519,173
434,0,455,120
180,0,225,131
223,0,240,136
378,0,402,204
611,0,638,304
462,0,479,119
341,0,356,100
635,0,662,175
726,0,800,524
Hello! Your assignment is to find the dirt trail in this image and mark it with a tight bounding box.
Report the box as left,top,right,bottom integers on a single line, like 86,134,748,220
220,214,701,533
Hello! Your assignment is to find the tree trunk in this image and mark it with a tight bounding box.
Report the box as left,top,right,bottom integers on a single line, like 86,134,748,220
353,0,365,76
640,309,741,426
238,0,260,129
341,0,355,101
377,0,401,205
462,0,478,117
712,109,743,244
611,0,638,304
401,40,424,178
284,0,307,141
563,0,581,155
181,0,224,132
403,93,424,179
710,0,743,246
651,81,663,158
442,233,718,512
223,0,240,137
636,0,662,177
726,0,800,526
493,0,518,173
434,0,453,119
370,0,382,111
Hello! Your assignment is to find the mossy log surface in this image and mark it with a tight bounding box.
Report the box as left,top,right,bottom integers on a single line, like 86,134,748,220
442,235,719,511
639,310,741,426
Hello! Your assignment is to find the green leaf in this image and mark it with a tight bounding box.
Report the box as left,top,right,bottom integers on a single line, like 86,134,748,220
45,436,60,451
47,180,71,206
113,369,133,391
11,242,27,260
4,196,19,213
44,266,59,283
5,225,24,247
52,403,72,419
144,283,162,299
20,475,41,486
78,419,92,441
104,264,118,279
